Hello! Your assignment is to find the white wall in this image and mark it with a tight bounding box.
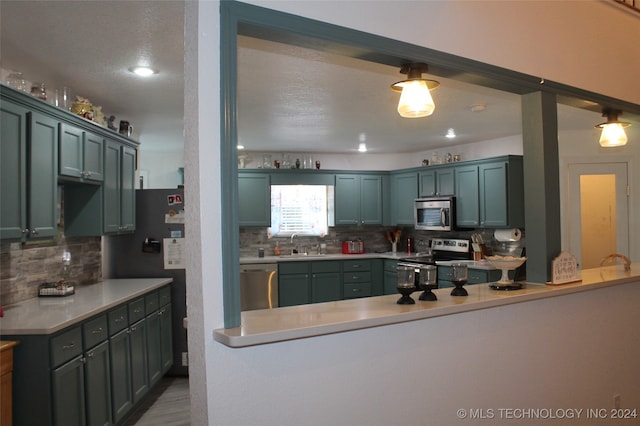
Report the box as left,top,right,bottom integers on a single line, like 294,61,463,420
185,2,640,424
137,147,184,189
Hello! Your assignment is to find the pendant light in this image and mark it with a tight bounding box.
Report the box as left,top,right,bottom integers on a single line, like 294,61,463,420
596,109,630,147
391,63,439,118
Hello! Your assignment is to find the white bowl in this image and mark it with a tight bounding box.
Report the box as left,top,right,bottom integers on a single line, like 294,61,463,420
485,255,527,270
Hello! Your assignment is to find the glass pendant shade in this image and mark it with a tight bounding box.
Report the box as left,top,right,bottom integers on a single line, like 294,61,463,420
397,80,435,118
599,123,628,147
596,110,630,148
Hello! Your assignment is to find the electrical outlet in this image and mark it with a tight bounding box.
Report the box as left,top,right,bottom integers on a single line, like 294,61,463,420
181,351,188,367
614,394,621,409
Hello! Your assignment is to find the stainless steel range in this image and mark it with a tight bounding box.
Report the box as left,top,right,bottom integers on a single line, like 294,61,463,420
399,238,471,266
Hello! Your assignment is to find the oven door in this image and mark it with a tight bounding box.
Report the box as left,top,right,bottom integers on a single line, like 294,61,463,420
415,198,454,231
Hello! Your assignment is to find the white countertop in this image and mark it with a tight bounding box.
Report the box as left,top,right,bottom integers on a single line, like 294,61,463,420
214,264,639,347
0,278,173,335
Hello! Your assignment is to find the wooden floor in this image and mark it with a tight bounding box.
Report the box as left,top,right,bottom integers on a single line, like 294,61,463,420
125,376,191,425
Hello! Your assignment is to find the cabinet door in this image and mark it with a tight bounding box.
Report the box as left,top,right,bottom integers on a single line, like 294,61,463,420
110,329,132,424
360,175,383,225
146,312,163,386
29,111,58,239
120,145,137,231
383,260,398,295
103,140,122,233
238,172,271,226
455,165,480,227
479,161,508,227
278,273,310,307
159,304,174,374
334,174,360,225
0,101,27,240
311,272,342,303
59,123,84,178
390,172,417,225
437,168,455,196
130,319,149,404
84,340,112,426
52,356,86,426
418,170,436,197
82,132,104,182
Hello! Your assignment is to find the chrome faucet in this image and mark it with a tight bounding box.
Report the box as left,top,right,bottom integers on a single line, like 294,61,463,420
290,233,298,255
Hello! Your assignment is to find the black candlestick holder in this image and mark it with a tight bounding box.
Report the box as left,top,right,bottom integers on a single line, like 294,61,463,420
419,282,437,301
396,284,416,304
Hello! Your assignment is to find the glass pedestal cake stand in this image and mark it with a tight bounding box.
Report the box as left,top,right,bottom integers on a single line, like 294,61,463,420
485,255,527,290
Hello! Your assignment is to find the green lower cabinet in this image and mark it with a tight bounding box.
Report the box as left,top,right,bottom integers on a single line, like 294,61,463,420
110,328,133,424
383,259,398,295
159,304,173,374
146,310,163,386
52,356,86,426
129,319,149,405
84,340,112,426
279,261,311,307
311,261,342,303
342,259,381,299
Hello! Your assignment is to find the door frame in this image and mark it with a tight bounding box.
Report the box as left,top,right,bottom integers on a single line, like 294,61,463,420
561,156,631,268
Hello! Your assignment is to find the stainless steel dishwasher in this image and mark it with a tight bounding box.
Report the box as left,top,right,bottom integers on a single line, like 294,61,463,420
240,263,279,311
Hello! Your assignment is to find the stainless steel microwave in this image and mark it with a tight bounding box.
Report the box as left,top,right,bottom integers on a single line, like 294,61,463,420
414,197,455,231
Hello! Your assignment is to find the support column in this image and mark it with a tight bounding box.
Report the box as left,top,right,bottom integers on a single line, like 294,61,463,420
521,91,562,283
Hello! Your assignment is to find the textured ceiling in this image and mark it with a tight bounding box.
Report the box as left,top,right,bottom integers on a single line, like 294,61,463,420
0,1,617,155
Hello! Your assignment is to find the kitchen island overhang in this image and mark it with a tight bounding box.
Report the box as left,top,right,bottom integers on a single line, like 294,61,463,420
214,263,639,347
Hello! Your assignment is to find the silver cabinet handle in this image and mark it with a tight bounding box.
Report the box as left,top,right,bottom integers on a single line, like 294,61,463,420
91,327,104,335
63,342,75,350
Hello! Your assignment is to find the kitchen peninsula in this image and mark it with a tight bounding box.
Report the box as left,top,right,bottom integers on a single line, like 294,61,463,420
215,263,639,347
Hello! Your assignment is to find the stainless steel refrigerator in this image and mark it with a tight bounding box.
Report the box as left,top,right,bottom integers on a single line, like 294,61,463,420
105,188,188,376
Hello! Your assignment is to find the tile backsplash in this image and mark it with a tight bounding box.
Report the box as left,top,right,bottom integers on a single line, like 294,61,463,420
0,236,101,306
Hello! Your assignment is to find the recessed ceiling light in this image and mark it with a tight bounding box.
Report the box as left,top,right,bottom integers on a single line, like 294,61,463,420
446,128,456,139
129,66,157,77
358,143,367,152
237,144,245,150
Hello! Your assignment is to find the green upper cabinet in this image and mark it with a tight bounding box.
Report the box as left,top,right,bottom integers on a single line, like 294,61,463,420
335,174,384,225
390,171,417,225
59,123,104,182
103,140,137,234
419,167,455,197
454,156,525,229
0,97,58,241
0,100,28,240
238,171,271,227
479,158,524,228
454,165,480,227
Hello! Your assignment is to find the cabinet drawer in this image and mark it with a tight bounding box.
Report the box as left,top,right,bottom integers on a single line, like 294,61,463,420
468,270,488,284
145,290,159,313
129,297,146,323
343,283,371,298
278,262,309,275
437,266,452,281
343,271,371,283
50,326,82,367
311,260,340,273
343,260,371,272
158,285,171,307
383,259,398,272
83,314,108,349
108,305,129,335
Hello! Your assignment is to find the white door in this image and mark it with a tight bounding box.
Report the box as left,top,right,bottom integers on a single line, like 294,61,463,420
567,162,629,269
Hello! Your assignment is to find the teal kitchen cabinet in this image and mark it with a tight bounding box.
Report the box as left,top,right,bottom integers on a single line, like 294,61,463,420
59,123,104,182
109,305,133,424
311,261,342,303
342,259,383,299
454,165,480,227
238,171,271,227
145,291,163,386
278,262,311,307
0,99,58,241
479,158,525,228
453,156,524,229
51,327,85,426
128,298,149,405
389,171,417,225
103,140,137,234
335,174,384,225
419,167,454,197
82,315,112,426
158,286,174,374
383,259,399,295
